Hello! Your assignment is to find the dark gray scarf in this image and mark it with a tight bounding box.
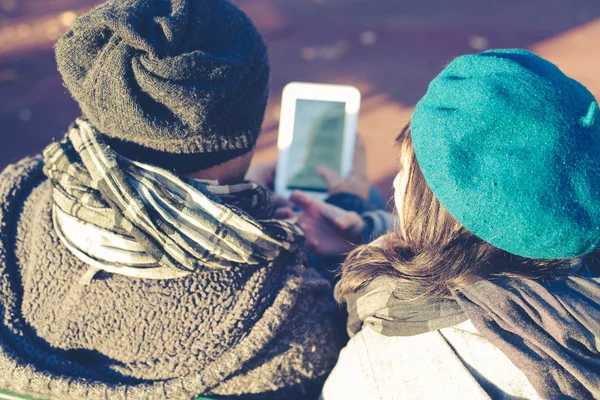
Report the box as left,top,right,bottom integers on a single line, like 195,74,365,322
342,270,600,399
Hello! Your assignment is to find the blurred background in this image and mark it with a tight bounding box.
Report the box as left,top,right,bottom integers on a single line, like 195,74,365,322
2,0,600,203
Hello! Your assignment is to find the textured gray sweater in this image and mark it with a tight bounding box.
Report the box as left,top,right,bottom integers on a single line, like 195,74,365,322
0,157,342,399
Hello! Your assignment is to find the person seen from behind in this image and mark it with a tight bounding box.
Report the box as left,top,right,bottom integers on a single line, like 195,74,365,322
0,0,342,399
285,49,600,399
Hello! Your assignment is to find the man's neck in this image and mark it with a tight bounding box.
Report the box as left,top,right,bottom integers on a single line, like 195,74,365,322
183,151,253,185
185,167,243,185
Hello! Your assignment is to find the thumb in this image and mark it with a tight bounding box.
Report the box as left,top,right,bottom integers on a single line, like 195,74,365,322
320,202,351,223
332,212,362,231
350,135,367,178
317,165,343,188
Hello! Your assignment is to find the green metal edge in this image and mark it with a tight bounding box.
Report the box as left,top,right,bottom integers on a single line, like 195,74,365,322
0,389,215,400
0,389,41,400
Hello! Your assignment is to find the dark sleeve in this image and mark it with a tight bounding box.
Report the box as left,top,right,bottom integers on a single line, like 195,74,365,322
360,210,398,244
325,192,374,214
325,193,397,244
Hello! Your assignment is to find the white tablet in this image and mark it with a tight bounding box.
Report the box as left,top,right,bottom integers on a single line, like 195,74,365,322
275,82,361,200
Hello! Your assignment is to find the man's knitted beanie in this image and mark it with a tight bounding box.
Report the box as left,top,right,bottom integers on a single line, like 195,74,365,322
411,49,600,259
55,0,269,174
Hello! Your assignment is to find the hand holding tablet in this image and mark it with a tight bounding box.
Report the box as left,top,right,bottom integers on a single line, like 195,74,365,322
275,82,361,200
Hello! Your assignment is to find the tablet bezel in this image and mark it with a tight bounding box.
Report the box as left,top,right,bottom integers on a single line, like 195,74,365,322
275,82,361,200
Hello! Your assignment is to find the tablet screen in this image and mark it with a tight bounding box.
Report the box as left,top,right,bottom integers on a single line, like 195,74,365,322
286,99,346,192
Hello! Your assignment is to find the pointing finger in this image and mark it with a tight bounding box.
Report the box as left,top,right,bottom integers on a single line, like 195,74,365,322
317,165,343,188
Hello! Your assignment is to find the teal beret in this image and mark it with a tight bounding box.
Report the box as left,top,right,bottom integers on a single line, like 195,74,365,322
411,49,600,259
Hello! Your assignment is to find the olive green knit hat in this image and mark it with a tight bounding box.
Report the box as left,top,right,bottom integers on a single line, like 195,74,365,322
411,49,600,259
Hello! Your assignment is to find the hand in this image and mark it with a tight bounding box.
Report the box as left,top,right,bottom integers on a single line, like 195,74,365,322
277,191,366,256
246,160,276,189
318,135,371,200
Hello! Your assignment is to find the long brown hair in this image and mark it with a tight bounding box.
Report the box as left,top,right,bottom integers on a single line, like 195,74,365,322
336,124,581,300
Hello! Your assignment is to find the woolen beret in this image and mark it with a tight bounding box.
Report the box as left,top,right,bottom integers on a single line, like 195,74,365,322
412,49,600,259
55,0,269,173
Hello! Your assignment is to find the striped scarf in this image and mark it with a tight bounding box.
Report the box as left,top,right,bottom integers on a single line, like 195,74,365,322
42,119,304,282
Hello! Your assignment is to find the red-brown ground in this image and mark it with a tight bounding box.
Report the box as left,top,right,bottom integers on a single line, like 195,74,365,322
2,0,600,203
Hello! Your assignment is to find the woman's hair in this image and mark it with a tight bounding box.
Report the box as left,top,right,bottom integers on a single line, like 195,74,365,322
336,123,582,300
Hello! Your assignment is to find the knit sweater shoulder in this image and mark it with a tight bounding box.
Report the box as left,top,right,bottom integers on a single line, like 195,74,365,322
0,156,342,400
